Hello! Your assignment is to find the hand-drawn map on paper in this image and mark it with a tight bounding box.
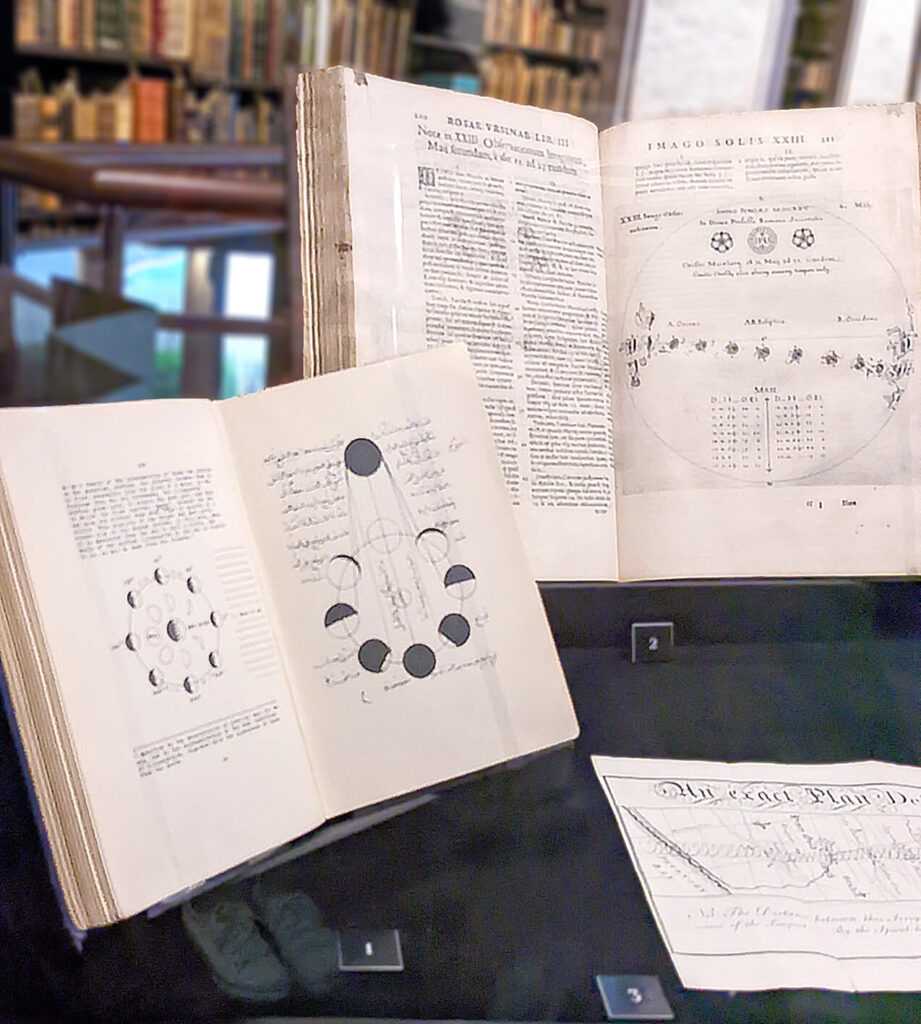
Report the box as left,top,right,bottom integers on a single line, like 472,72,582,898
592,756,921,992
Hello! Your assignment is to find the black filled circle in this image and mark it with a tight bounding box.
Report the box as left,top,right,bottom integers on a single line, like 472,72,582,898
403,643,436,678
358,638,391,673
344,438,383,476
438,613,471,647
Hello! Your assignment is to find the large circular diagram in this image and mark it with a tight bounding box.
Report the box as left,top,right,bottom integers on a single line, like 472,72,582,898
618,201,916,485
322,437,479,702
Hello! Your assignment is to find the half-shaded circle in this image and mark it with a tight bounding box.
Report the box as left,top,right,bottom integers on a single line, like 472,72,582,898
325,602,358,628
444,564,475,588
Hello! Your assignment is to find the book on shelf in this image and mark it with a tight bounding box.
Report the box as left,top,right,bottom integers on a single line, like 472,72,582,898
130,75,169,141
0,345,577,930
297,68,921,582
12,71,282,148
191,0,233,78
484,0,604,60
480,51,599,116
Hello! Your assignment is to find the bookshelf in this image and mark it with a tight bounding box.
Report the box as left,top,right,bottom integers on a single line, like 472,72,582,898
409,0,628,125
782,0,856,108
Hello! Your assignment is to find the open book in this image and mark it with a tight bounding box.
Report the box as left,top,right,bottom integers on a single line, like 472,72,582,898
0,344,577,929
298,69,921,581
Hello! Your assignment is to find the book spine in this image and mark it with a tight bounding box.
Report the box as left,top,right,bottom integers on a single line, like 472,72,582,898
242,0,254,80
95,0,125,51
81,0,95,49
228,0,245,79
193,0,231,79
38,0,55,44
15,0,40,45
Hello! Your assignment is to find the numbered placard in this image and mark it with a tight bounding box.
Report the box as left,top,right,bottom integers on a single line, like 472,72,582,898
596,974,673,1020
630,622,674,664
337,928,404,971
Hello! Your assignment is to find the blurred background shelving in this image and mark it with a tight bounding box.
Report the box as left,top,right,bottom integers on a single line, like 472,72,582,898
4,0,921,408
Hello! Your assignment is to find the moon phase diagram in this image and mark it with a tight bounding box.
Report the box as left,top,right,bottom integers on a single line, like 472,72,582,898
122,564,224,700
322,437,479,701
618,202,916,485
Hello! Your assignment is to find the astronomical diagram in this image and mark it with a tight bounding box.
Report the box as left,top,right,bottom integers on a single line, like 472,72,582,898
619,201,916,484
323,437,477,700
121,564,224,700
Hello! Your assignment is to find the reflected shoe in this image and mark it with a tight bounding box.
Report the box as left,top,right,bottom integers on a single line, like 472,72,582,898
181,891,291,1002
251,880,339,995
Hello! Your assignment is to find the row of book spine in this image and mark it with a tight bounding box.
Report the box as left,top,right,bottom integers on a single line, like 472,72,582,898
483,0,605,61
319,0,413,79
17,0,194,61
480,52,600,117
14,74,281,146
14,0,291,85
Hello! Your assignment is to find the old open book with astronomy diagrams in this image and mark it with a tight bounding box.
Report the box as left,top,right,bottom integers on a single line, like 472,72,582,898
299,70,921,581
0,346,576,928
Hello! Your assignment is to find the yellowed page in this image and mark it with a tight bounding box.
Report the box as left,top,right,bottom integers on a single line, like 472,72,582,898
601,104,921,578
594,755,921,991
219,345,578,818
335,69,617,582
0,401,323,920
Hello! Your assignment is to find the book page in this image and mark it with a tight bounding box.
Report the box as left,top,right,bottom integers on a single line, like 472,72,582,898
219,345,578,818
338,70,617,581
0,402,323,919
593,756,921,991
601,104,921,578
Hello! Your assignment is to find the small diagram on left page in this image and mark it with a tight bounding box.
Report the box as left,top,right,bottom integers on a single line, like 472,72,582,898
119,560,225,700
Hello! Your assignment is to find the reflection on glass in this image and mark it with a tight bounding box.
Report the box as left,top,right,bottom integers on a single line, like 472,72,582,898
220,251,273,399
123,244,190,400
14,245,80,289
122,243,188,313
154,330,184,399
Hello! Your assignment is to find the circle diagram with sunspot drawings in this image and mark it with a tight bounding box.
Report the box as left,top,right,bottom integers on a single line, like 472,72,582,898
122,564,224,699
710,231,733,254
321,435,483,699
618,200,916,488
792,226,815,249
747,224,777,254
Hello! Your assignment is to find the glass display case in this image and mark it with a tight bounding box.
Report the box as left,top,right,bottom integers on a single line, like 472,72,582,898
1,578,919,1023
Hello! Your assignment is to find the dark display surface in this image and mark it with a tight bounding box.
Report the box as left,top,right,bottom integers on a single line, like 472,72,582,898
2,582,920,1024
